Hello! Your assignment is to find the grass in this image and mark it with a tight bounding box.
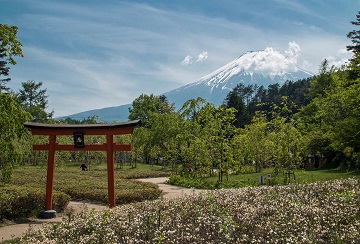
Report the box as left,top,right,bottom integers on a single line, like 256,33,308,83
168,167,360,189
0,162,171,224
8,162,172,206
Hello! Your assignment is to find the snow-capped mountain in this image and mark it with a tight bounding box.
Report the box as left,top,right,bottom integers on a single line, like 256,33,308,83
58,50,313,122
164,51,313,108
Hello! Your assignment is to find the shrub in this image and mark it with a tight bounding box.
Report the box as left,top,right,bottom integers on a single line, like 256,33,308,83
53,179,162,205
0,185,70,220
11,167,164,205
19,179,360,243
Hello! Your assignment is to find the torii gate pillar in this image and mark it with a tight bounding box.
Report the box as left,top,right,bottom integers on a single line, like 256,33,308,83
24,120,141,218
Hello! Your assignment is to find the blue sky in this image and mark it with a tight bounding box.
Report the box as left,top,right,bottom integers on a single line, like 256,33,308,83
2,0,359,117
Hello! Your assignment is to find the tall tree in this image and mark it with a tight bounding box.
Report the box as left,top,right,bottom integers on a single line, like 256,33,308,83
299,65,360,168
347,11,360,80
0,24,23,93
0,48,10,93
128,94,174,127
17,80,53,122
0,93,31,182
199,105,236,181
224,84,254,128
347,11,360,54
179,97,206,120
235,112,272,173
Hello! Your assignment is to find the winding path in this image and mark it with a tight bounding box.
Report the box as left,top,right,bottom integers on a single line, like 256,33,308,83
137,177,201,199
0,177,201,242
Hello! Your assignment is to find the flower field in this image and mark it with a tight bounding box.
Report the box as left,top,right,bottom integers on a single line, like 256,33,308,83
19,178,359,243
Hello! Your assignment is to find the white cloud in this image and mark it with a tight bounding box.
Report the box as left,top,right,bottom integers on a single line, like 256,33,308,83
196,51,208,62
237,42,302,76
181,51,208,66
326,48,352,69
181,55,193,66
285,41,301,63
5,0,358,117
337,48,350,55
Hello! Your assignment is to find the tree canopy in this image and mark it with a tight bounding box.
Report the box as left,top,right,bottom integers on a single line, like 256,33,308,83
0,24,23,93
0,93,31,182
16,80,53,122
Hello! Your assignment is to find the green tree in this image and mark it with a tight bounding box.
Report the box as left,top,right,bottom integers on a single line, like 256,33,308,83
269,116,304,175
128,94,174,127
0,24,23,93
197,104,236,181
347,11,360,54
308,59,336,99
17,80,53,122
179,97,206,120
235,112,272,173
299,65,360,168
0,93,31,182
129,94,176,165
347,11,360,80
147,111,181,163
224,84,255,128
0,48,10,93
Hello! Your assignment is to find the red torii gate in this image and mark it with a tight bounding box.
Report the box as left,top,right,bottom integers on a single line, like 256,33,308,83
24,120,141,218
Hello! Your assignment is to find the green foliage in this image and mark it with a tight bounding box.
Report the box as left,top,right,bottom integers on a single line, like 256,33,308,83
11,166,164,205
299,63,360,168
0,185,70,220
16,80,53,122
0,93,31,182
0,24,23,93
168,167,359,189
347,11,360,54
128,94,174,127
224,79,312,128
58,115,100,124
234,112,271,173
0,24,23,66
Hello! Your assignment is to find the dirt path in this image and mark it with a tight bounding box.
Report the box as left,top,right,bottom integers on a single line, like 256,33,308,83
0,177,201,242
137,177,201,199
0,201,108,243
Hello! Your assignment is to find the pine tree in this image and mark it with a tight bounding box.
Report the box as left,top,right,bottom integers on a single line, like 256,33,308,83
347,11,360,54
17,80,53,122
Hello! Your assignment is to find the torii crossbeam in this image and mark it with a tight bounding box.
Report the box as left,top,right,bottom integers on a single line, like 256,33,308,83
24,120,141,218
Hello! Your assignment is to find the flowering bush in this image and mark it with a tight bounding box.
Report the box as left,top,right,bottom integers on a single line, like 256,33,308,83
19,178,359,243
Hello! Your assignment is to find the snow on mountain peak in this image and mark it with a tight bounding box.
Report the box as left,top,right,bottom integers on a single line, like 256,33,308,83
197,41,308,87
62,42,314,122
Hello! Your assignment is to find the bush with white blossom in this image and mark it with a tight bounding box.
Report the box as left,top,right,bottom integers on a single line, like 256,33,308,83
19,178,359,243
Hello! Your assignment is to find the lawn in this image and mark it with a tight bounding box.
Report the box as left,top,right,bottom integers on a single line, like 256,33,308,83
2,162,359,225
0,162,171,222
168,167,360,189
10,162,172,204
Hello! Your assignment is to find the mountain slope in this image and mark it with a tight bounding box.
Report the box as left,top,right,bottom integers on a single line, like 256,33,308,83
164,51,313,107
58,50,313,122
57,104,131,123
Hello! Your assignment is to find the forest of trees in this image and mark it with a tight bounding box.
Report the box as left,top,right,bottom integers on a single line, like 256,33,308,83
1,11,360,183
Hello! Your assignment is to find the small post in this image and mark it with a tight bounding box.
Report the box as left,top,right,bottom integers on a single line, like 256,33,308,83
259,175,264,185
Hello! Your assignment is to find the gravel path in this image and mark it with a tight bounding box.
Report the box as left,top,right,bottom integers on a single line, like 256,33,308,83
0,177,201,242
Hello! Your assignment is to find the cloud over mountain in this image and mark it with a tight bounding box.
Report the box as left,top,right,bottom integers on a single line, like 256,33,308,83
238,41,302,76
181,51,208,65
